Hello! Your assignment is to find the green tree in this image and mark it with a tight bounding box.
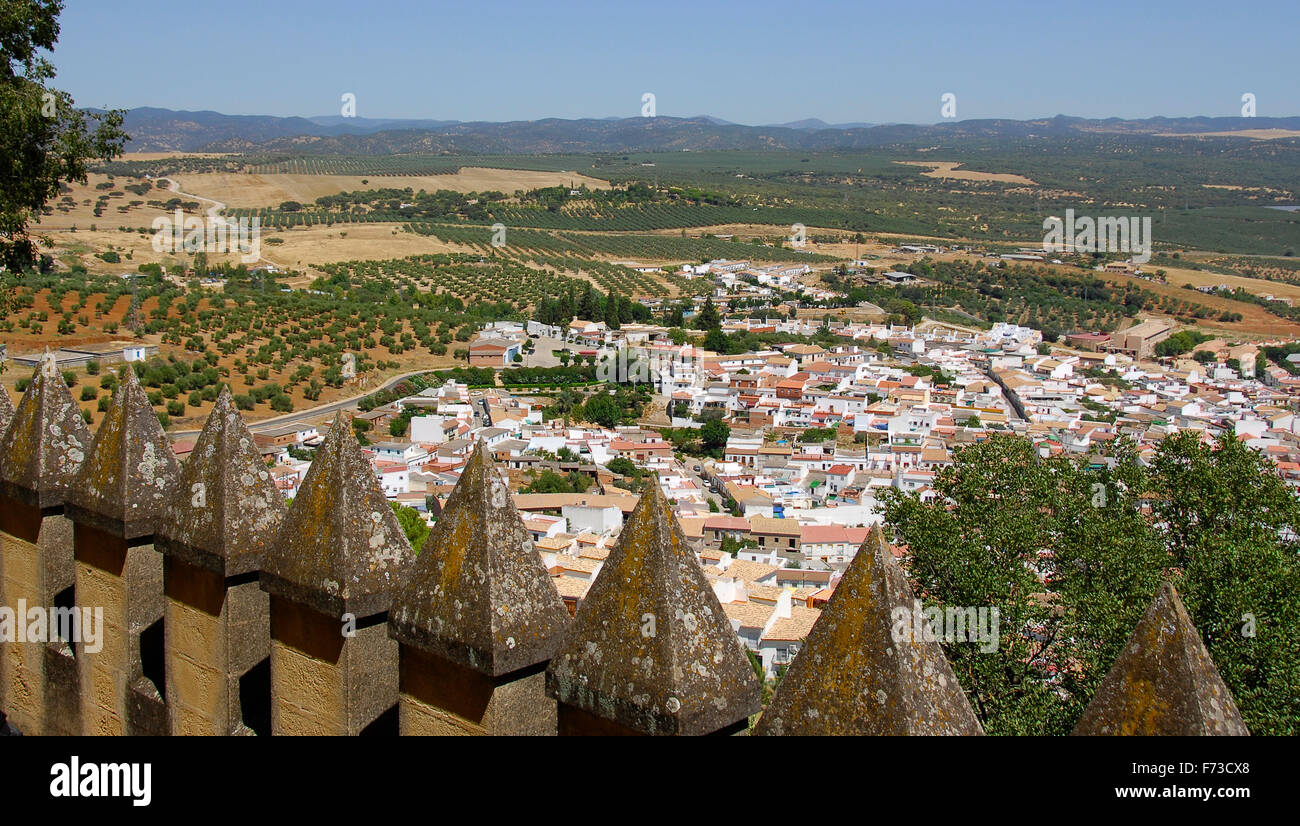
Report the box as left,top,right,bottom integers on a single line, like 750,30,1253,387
694,296,720,331
604,289,621,330
700,418,730,455
552,387,582,427
882,436,1165,734
1,1,128,274
582,392,621,428
523,469,579,494
577,283,601,321
606,457,640,478
389,502,429,553
882,432,1300,736
703,327,728,353
1147,432,1300,735
565,471,590,493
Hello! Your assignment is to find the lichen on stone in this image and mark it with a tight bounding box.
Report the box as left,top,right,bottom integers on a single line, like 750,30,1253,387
260,412,414,620
0,354,94,509
754,524,984,736
65,366,180,539
155,387,288,577
546,483,761,735
389,443,571,676
0,384,14,436
1073,581,1249,736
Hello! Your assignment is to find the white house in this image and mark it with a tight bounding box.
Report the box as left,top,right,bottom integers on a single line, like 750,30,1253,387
562,502,623,536
369,442,431,470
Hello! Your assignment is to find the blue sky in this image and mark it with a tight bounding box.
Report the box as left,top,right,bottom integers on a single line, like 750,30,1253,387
52,0,1299,124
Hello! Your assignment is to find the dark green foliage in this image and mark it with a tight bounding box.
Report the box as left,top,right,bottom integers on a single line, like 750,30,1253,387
389,501,429,553
1,0,127,273
882,432,1300,735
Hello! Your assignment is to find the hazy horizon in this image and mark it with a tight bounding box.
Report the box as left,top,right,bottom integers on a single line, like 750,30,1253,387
102,108,1300,127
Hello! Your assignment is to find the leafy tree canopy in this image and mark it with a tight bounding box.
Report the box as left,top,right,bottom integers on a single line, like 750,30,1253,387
882,432,1299,735
1,0,128,274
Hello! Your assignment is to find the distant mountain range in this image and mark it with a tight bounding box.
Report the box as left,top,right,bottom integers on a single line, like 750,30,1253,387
691,115,878,129
111,108,1300,155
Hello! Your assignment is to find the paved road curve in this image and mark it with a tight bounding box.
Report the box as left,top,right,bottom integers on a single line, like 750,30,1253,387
167,368,435,439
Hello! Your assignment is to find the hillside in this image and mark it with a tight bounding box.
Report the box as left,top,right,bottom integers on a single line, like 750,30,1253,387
114,110,1300,154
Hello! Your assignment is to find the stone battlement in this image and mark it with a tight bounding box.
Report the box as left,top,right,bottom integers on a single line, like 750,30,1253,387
0,356,1248,736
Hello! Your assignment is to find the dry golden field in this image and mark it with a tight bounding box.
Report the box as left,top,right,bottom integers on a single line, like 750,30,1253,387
34,172,173,230
895,161,1039,185
118,152,233,161
1159,129,1300,140
170,167,610,208
1153,262,1300,301
221,222,472,267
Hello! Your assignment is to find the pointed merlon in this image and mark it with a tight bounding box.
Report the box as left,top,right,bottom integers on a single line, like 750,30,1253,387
65,366,181,539
546,482,761,735
261,412,414,620
0,356,93,509
754,524,984,736
389,443,571,676
1073,582,1249,736
155,387,288,577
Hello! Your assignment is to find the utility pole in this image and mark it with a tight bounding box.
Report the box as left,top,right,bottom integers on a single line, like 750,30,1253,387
127,276,140,334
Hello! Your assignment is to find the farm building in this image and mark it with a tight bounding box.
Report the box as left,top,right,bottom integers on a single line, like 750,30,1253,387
468,337,522,368
1113,320,1173,359
9,342,157,369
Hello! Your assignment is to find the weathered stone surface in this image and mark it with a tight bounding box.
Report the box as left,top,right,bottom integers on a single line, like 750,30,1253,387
389,444,570,676
65,367,180,540
73,523,132,735
754,524,984,736
269,595,398,735
0,385,13,435
155,387,286,577
0,511,78,736
260,412,414,621
1073,581,1249,736
399,646,554,736
0,354,92,508
0,392,80,736
546,482,761,735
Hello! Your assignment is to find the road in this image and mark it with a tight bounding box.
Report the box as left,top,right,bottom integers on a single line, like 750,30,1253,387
168,369,435,439
159,176,227,224
156,176,293,273
679,457,724,508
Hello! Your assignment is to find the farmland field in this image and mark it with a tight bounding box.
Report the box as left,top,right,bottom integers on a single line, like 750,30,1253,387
11,135,1300,434
0,256,621,431
171,167,611,208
